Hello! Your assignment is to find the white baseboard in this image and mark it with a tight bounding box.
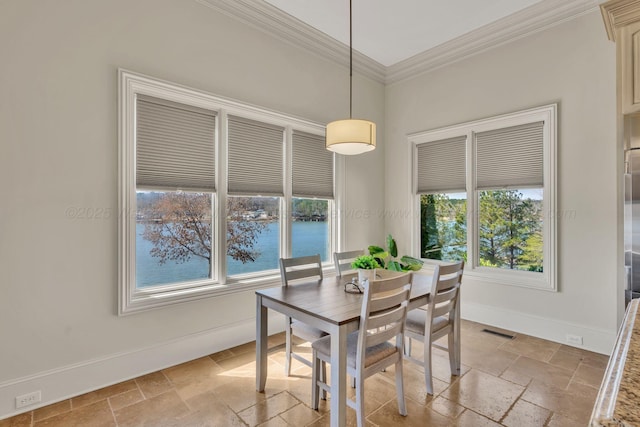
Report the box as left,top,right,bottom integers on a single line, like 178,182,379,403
0,315,286,420
462,302,616,355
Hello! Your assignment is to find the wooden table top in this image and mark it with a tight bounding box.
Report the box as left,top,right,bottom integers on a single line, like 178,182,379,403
256,273,432,326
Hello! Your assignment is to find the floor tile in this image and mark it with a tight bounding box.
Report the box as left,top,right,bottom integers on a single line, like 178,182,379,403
453,409,502,427
32,400,71,422
502,399,551,427
237,391,299,427
0,412,32,427
499,334,561,362
571,363,605,389
442,369,525,421
163,356,232,401
113,390,190,427
367,397,452,427
430,396,465,419
107,388,144,411
135,371,173,399
34,400,114,427
521,379,598,425
71,379,137,409
501,355,574,389
278,402,322,426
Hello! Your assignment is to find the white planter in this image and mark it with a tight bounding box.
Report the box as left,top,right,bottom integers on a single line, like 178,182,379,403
358,268,376,285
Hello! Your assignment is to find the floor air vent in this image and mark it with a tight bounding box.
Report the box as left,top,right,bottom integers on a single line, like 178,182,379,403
481,329,514,339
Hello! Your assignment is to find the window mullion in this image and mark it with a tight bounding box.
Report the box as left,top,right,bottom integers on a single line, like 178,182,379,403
217,110,228,282
282,126,293,258
467,130,476,269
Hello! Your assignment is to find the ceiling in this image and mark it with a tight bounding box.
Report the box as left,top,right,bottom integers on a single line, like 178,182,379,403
198,0,603,83
263,0,546,67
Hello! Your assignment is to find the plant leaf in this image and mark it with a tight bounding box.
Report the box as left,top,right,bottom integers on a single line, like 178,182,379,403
368,245,385,255
400,255,424,266
387,261,403,271
387,234,398,258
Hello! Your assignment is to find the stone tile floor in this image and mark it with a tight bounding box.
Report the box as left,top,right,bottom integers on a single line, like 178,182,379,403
0,320,608,426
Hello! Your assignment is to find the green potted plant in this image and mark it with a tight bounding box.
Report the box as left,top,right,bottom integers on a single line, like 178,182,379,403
351,254,380,284
369,234,424,272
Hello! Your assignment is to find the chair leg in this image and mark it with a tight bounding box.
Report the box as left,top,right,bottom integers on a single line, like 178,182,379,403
285,316,292,376
424,338,434,395
321,361,327,400
404,337,412,357
355,375,365,427
395,359,407,416
311,349,320,410
448,329,458,376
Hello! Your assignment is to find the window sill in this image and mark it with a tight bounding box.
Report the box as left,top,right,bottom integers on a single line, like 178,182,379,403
418,260,556,292
120,266,338,315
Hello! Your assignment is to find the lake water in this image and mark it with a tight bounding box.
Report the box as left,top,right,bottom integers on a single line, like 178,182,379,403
136,221,328,287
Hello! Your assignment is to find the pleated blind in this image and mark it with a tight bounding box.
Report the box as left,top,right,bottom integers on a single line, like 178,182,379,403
292,131,334,199
136,95,216,192
476,121,544,190
227,115,284,196
416,135,467,194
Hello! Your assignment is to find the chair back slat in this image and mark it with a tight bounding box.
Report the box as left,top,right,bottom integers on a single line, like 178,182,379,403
334,250,364,278
434,275,459,292
280,254,322,286
367,304,406,330
357,273,412,371
366,322,402,348
369,289,410,313
426,261,464,324
432,301,455,319
433,286,458,305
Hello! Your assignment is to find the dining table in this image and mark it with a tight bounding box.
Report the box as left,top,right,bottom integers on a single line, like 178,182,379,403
255,272,442,427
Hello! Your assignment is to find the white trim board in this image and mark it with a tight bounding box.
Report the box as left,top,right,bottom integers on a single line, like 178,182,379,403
462,302,616,355
0,316,286,420
195,0,601,85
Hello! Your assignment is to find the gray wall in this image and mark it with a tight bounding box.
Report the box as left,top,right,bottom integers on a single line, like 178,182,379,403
0,0,621,418
385,10,619,349
0,0,385,415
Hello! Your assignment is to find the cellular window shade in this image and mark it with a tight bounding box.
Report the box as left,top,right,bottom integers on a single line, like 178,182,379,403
476,121,544,190
136,95,216,192
416,136,466,194
227,116,285,196
292,131,334,199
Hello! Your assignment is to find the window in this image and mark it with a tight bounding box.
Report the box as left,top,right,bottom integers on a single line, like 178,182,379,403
291,130,334,262
119,70,337,313
411,105,556,290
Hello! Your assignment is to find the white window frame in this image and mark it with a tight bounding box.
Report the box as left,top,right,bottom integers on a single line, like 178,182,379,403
409,104,557,291
118,69,340,314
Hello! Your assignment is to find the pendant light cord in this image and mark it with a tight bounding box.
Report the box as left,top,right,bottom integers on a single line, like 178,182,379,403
349,0,353,119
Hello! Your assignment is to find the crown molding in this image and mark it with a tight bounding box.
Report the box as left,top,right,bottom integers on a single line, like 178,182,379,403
601,0,640,41
196,0,602,86
385,0,602,84
195,0,387,83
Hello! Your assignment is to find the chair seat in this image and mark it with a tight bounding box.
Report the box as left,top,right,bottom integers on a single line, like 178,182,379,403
291,320,328,342
405,309,449,335
312,331,397,370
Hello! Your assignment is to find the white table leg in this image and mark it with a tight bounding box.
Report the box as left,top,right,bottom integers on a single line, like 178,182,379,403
330,324,348,427
256,294,268,392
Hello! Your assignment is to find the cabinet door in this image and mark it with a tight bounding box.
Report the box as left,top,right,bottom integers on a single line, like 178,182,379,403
621,20,640,114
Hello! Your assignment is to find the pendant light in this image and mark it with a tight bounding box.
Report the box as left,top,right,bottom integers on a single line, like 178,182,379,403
326,0,376,155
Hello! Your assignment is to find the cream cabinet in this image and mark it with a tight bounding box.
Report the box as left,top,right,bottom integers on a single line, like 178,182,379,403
602,0,640,114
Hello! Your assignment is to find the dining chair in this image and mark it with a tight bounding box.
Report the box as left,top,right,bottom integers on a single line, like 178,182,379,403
311,272,413,427
333,249,364,279
404,261,464,395
279,254,328,376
